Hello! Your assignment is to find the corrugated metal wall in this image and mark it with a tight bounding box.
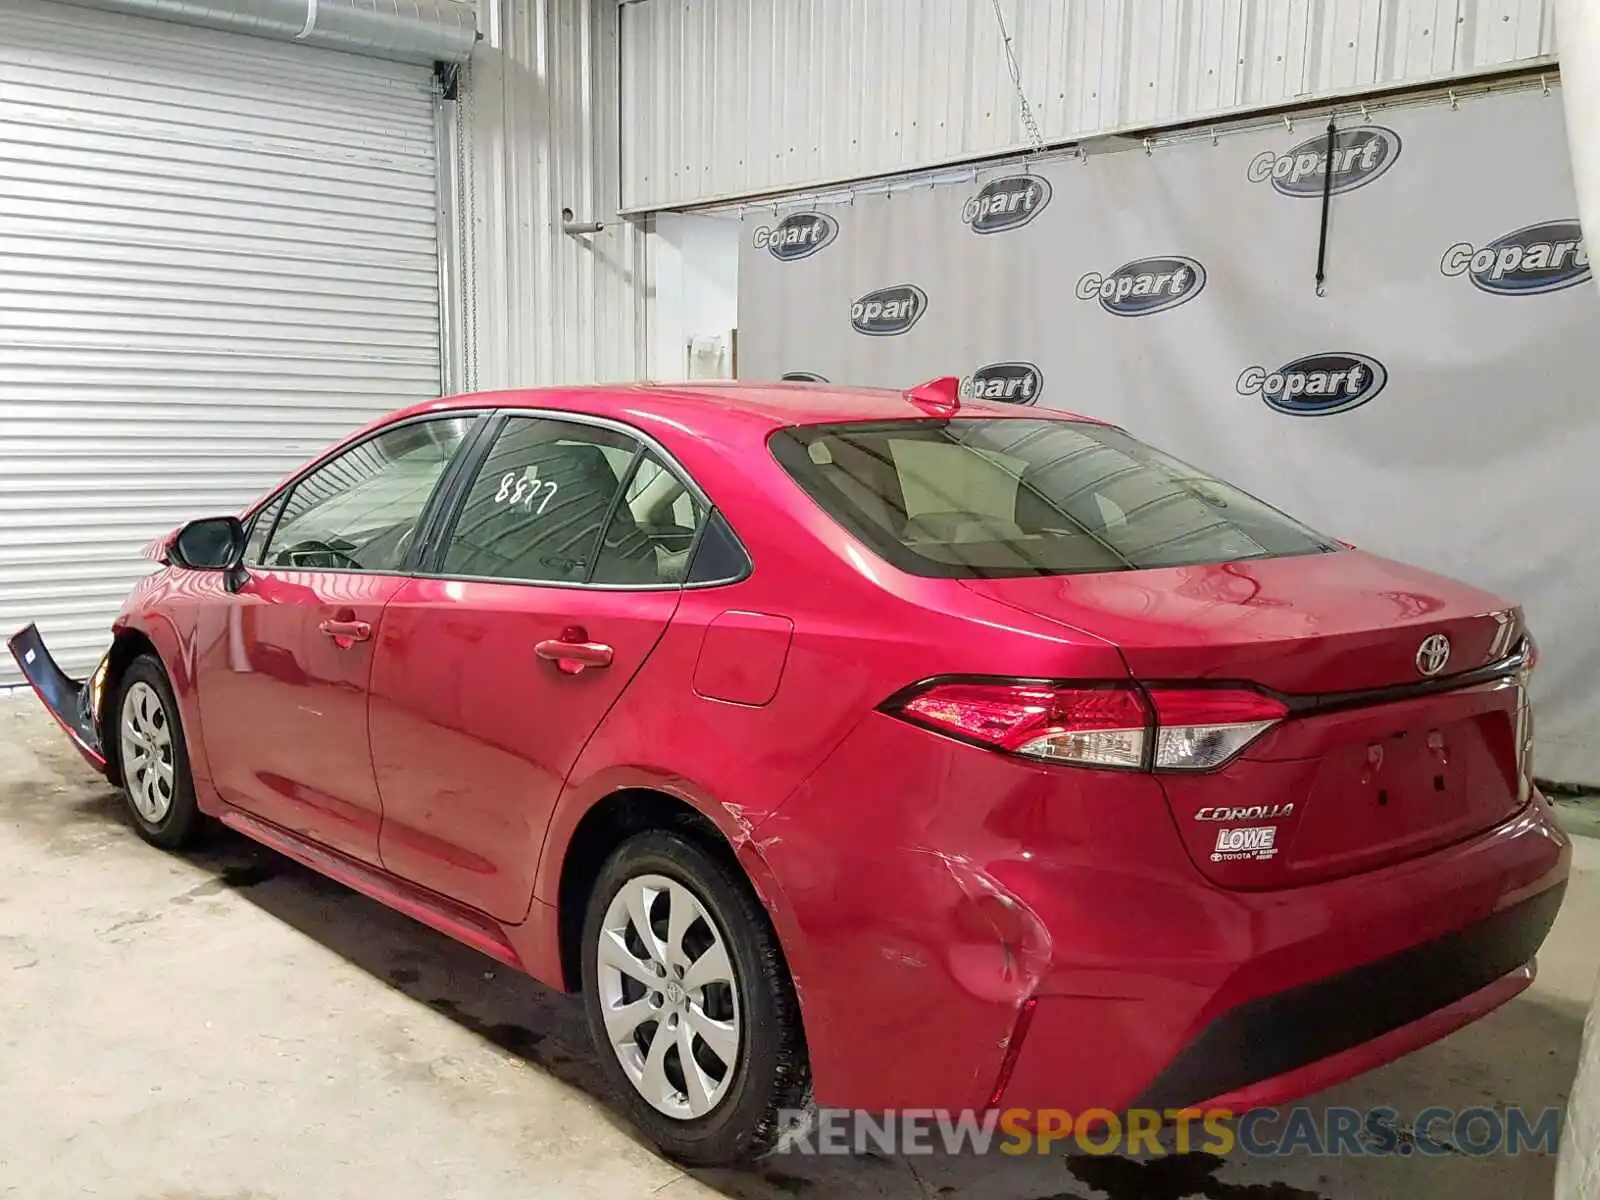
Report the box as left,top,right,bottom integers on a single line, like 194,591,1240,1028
59,0,479,62
454,0,645,391
0,0,442,682
619,0,1558,210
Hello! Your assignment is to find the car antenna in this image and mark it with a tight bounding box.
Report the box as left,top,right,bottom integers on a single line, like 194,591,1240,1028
904,376,961,413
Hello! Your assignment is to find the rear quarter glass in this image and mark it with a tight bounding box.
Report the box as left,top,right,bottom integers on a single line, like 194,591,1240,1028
768,419,1337,580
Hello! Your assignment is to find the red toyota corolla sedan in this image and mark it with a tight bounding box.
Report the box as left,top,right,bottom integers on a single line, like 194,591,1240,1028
9,379,1569,1165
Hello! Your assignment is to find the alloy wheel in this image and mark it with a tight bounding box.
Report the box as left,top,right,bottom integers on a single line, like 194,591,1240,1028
595,872,742,1120
119,680,174,824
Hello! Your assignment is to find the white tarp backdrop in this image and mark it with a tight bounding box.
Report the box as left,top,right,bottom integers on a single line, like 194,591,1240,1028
1552,7,1600,1198
739,86,1599,786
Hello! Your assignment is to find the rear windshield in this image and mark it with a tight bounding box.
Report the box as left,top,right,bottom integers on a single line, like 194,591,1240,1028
769,418,1336,578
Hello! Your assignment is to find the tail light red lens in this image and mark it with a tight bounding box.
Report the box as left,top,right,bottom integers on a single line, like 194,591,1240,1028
886,680,1287,772
894,682,1149,769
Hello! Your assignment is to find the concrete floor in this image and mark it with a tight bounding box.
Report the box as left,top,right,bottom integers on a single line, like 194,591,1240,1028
0,693,1594,1200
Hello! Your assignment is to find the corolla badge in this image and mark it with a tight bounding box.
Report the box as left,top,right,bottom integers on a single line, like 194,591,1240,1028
960,362,1042,404
1247,126,1402,197
751,211,839,261
850,284,928,336
1076,256,1207,317
961,175,1052,234
1441,221,1590,296
1237,352,1388,417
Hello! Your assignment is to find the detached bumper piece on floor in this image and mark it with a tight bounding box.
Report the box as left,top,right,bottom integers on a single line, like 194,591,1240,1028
6,624,106,771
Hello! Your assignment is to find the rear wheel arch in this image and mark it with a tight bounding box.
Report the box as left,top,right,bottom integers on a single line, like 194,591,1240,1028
554,787,802,1005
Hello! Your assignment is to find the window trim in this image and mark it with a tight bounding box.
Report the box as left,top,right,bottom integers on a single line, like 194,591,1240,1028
403,412,500,572
416,407,753,592
584,443,648,584
242,491,289,568
243,410,492,578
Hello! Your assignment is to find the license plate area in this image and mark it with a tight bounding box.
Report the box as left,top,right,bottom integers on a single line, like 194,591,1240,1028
1279,690,1522,881
1320,721,1486,828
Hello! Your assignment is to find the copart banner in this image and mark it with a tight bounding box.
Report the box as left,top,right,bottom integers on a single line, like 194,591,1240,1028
738,86,1600,785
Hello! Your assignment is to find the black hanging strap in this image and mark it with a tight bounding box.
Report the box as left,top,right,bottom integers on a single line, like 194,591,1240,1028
1315,118,1337,296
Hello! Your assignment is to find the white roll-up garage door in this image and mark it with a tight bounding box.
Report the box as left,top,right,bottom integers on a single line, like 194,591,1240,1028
0,0,443,683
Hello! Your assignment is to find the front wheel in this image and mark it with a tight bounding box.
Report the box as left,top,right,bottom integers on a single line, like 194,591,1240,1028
114,655,206,851
580,831,809,1165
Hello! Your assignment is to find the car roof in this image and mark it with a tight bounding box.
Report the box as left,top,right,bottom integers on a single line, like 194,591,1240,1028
395,381,1109,432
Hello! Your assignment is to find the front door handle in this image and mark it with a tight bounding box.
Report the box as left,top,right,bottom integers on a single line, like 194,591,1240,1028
535,628,614,676
319,618,372,646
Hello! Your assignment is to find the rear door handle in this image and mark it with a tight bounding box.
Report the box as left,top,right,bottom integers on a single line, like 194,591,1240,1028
319,619,372,645
535,631,614,675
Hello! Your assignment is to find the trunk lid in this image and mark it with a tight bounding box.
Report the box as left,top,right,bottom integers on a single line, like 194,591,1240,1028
961,551,1532,888
960,550,1516,694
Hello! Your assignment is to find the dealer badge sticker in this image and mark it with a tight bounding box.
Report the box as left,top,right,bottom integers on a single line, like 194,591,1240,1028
1212,826,1278,863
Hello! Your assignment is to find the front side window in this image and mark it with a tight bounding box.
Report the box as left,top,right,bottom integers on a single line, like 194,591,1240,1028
242,493,287,567
770,418,1336,579
262,417,471,572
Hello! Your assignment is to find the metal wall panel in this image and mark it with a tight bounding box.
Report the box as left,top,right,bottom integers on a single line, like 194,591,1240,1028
58,0,479,63
619,0,1558,210
450,0,645,393
0,0,441,681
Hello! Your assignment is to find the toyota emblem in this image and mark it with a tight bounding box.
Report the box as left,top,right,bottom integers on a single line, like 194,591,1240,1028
1416,633,1452,677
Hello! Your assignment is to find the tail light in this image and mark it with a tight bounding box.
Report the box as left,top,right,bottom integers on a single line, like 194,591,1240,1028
1514,634,1536,804
885,679,1287,772
1488,608,1530,661
1515,688,1534,805
891,682,1149,768
1145,687,1288,770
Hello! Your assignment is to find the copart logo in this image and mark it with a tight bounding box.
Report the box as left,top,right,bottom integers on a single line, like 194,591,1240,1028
962,175,1052,234
1075,256,1206,317
1441,221,1590,296
751,211,838,261
960,362,1042,405
850,284,927,336
1247,126,1402,197
1237,353,1388,417
780,372,828,382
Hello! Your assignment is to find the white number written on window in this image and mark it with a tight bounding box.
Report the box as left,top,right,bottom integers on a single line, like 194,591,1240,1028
495,469,559,515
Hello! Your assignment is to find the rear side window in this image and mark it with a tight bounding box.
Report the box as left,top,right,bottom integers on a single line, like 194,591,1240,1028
769,418,1335,579
595,450,706,585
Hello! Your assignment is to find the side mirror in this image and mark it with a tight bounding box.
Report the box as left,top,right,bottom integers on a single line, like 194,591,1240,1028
171,516,246,572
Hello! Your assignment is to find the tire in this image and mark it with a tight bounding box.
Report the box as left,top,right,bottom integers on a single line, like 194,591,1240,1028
113,654,206,851
580,830,809,1166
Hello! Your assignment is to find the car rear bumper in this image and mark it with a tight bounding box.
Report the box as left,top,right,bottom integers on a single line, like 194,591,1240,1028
993,796,1570,1115
759,713,1571,1115
6,625,108,773
1123,881,1561,1111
